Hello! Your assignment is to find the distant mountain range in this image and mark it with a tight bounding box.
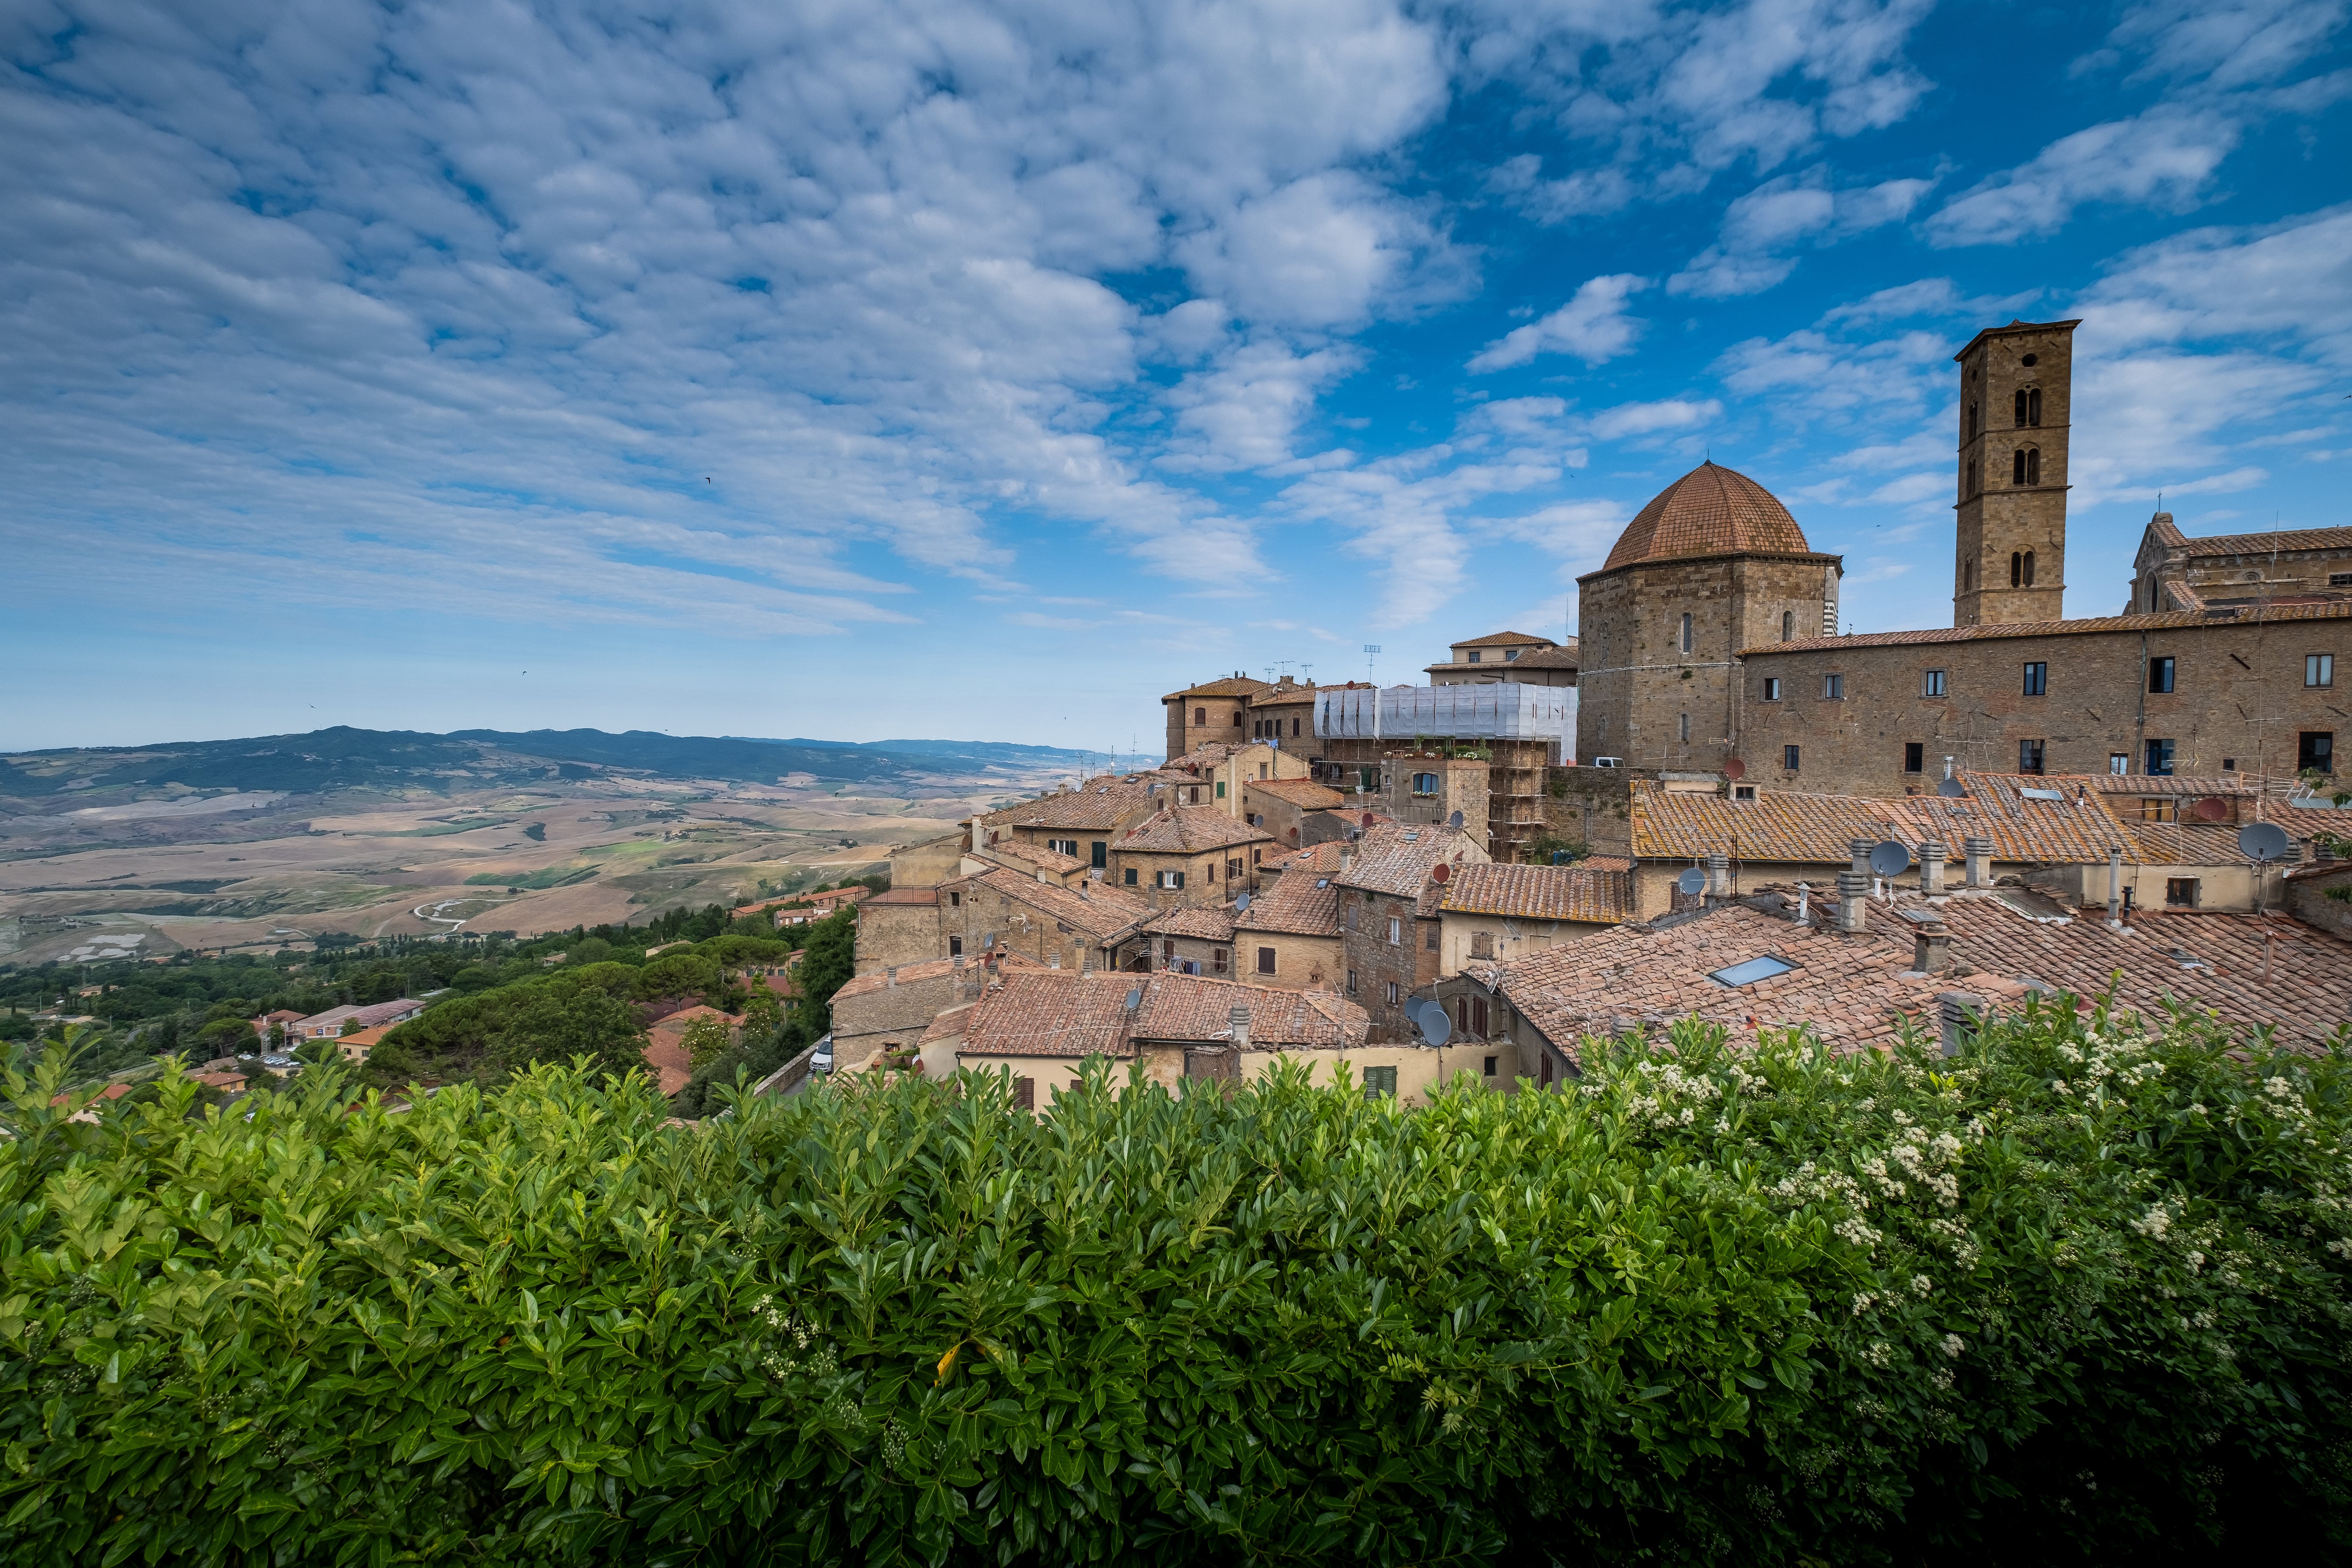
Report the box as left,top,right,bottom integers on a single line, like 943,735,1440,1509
0,726,1137,801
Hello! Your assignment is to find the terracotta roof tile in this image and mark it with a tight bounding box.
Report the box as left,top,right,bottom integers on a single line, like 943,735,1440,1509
1144,904,1239,941
1597,462,1816,573
1335,822,1487,898
986,782,1158,834
942,867,1154,943
2172,524,2352,557
2092,775,2254,797
1477,890,2352,1065
862,887,940,906
833,951,1045,1003
1117,806,1274,853
948,969,1369,1057
1439,863,1635,923
986,839,1088,874
1237,854,1343,937
1452,630,1559,648
1246,778,1347,809
1163,677,1273,700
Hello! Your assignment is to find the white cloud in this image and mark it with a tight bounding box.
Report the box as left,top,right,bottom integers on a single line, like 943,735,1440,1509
1817,277,2040,327
1175,171,1474,330
1468,273,1650,371
1585,398,1722,440
2108,0,2351,89
1669,169,1933,297
1923,107,2240,246
2073,204,2352,362
1160,340,1359,472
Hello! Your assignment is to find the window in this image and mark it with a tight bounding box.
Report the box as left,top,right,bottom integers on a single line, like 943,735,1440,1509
1412,772,1439,795
1215,780,1226,797
1483,1055,1497,1077
2164,877,2200,908
1968,401,1979,438
1048,838,1077,857
2145,739,2174,776
2011,447,2040,485
1783,744,1800,772
1679,712,1691,742
1781,610,1794,641
2310,653,2336,688
1823,674,1845,700
1471,997,1489,1036
1363,1065,1397,1099
2019,739,2046,774
1212,948,1228,974
1162,938,1177,964
2022,661,2047,696
1762,677,1782,701
1708,954,1796,987
1205,861,1216,883
1193,707,1206,725
1158,870,1184,889
1921,669,1946,698
1122,868,1137,886
949,891,962,907
1346,968,1358,996
1424,923,1438,951
1254,946,1277,976
2014,387,2042,427
1964,559,1975,589
1505,648,1520,661
1679,613,1694,653
1384,980,1401,1006
1291,717,1301,736
1387,916,1402,945
1467,650,1482,663
1903,742,1924,773
948,935,962,956
1013,1076,1034,1112
1091,841,1107,868
1231,710,1243,727
1359,767,1379,791
1733,784,1756,801
2139,798,2176,822
1470,931,1494,959
2010,551,2022,587
2302,731,2336,774
2148,656,2175,694
2111,753,2129,775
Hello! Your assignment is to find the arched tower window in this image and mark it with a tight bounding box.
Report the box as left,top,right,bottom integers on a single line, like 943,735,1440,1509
2014,389,2027,427
2010,551,2023,588
1781,610,1794,641
2027,388,2042,427
2023,549,2036,587
2012,447,2040,486
1968,402,1979,439
1965,559,1975,590
1678,613,1693,654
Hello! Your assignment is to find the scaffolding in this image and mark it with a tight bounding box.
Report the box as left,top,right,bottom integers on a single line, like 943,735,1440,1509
1314,683,1576,744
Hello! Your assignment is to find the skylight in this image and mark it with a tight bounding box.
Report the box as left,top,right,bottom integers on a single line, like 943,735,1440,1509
1708,955,1796,987
2019,787,2064,801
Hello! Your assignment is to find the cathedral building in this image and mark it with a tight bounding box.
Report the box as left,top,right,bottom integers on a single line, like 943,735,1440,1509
1574,318,2350,794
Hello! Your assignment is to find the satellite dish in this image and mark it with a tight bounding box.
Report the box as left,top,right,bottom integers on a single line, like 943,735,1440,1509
1413,999,1452,1046
1234,891,1251,911
1449,810,1464,828
1937,778,1967,798
2238,822,2292,861
1676,867,1708,896
1431,862,1450,884
1867,840,1913,877
1362,812,1376,829
1724,757,1746,780
1124,987,1143,1011
2192,796,2230,823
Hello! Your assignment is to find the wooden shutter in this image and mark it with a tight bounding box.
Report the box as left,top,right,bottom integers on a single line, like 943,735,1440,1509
1013,1076,1034,1111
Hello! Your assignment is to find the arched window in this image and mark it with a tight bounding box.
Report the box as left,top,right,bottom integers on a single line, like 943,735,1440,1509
2025,447,2039,484
1965,559,1975,589
1231,709,1243,727
2013,448,2027,485
1781,610,1794,641
1679,613,1693,653
1968,402,1979,439
2023,549,2036,587
2010,551,2023,588
2014,389,2028,427
2027,388,2042,427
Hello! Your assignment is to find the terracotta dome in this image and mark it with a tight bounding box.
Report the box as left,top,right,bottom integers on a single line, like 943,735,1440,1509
1599,461,1812,572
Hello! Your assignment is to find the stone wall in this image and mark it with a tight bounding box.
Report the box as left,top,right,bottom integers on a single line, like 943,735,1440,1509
852,894,943,975
1955,320,2074,627
1734,609,2350,796
2287,862,2352,942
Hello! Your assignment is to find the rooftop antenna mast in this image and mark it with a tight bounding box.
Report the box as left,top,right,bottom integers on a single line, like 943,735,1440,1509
1364,644,1381,684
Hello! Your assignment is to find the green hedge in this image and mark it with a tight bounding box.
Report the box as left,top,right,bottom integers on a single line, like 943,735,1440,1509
4,1000,2351,1565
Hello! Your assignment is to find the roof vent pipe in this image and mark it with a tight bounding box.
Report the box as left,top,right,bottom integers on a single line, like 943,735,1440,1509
1913,920,1953,975
1964,837,1993,889
2107,847,2125,928
1848,838,1874,876
1836,869,1871,933
1705,852,1730,899
1229,1003,1251,1051
1918,839,1947,897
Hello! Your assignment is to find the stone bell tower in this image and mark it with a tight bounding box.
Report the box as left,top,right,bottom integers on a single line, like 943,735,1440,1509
1954,318,2078,627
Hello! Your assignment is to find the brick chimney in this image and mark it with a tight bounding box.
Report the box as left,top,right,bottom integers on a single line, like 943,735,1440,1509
1918,839,1947,897
1228,1003,1251,1051
1964,836,1992,888
1912,920,1952,974
1705,852,1730,899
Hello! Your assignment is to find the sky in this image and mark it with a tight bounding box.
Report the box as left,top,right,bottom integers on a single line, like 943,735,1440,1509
4,0,2349,755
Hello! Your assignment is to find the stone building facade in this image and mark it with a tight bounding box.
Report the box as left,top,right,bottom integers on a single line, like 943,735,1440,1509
851,888,940,975
1574,462,1843,773
1955,319,2076,626
1108,806,1274,906
1334,824,1487,1039
1736,601,2349,794
2128,513,2352,614
1162,675,1271,761
1425,630,1579,687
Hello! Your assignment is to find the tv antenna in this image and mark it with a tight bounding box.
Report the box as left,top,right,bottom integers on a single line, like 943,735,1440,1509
1364,644,1381,684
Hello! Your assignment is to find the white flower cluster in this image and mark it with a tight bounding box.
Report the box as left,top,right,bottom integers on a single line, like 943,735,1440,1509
1939,1333,1965,1359
751,1296,838,1382
1622,1060,1725,1130
1927,1217,1981,1268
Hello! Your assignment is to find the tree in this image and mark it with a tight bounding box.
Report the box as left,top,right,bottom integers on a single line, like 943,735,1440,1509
638,953,720,1002
678,1013,734,1067
484,988,647,1082
790,908,858,1036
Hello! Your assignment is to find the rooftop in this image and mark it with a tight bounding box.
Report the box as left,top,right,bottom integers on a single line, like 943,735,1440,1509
1596,462,1816,574
1164,676,1274,701
833,950,1045,1002
1144,903,1240,941
945,866,1154,942
861,887,940,906
1471,887,2352,1064
950,969,1370,1058
1245,777,1347,809
1452,630,1559,649
1439,863,1635,923
1117,806,1275,854
989,780,1159,833
1334,821,1485,898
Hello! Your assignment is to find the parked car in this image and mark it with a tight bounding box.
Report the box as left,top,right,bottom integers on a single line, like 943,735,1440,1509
809,1034,834,1075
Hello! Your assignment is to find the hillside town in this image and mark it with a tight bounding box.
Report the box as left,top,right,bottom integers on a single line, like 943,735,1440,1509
811,318,2352,1107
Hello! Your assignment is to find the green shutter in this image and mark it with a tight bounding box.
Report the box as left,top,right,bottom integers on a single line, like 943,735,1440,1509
1363,1066,1398,1100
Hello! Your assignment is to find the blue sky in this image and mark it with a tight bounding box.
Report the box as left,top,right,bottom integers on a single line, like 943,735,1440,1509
4,0,2348,754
